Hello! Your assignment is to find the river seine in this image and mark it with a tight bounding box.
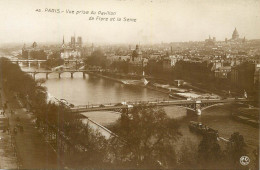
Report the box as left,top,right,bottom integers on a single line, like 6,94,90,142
22,66,258,160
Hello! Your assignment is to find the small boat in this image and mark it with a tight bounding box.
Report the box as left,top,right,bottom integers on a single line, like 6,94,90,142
189,121,218,137
122,79,148,86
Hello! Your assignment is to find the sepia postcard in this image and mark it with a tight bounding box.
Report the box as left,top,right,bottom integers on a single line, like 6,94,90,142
0,0,259,169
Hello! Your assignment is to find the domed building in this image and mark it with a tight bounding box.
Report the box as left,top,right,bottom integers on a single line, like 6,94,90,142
226,28,246,44
232,28,239,40
22,41,45,59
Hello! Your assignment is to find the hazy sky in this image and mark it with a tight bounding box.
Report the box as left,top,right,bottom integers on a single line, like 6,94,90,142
0,0,260,44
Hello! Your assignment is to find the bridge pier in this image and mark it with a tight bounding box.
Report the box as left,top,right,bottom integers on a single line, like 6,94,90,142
75,61,78,70
182,101,202,116
195,101,202,116
83,72,85,79
37,62,41,68
46,73,49,79
28,62,31,68
59,73,61,79
196,108,202,115
71,72,74,78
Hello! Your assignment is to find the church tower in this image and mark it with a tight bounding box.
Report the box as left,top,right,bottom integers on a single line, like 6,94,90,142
61,35,65,48
131,45,142,62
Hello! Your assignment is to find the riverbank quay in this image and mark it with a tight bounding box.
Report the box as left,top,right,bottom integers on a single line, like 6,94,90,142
88,71,220,100
180,77,258,101
102,69,218,95
232,107,259,128
88,71,124,84
0,126,18,169
1,88,62,169
132,72,230,98
0,87,18,169
88,71,182,96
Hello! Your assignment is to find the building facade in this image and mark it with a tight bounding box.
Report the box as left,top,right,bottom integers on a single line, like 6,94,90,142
128,45,143,74
60,36,83,59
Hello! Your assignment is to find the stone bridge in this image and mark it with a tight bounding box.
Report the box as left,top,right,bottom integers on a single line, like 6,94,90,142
25,69,98,79
10,59,81,68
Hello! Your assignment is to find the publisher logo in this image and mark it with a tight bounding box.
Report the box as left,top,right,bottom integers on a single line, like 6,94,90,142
240,156,250,166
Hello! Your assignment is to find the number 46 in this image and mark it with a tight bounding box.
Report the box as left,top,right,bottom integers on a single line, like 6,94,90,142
35,9,41,12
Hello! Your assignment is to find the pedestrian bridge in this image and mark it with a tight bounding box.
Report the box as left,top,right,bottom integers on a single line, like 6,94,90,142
70,98,253,115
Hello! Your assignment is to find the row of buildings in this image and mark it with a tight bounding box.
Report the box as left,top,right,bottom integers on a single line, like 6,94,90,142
22,35,85,60
103,28,260,91
20,29,260,91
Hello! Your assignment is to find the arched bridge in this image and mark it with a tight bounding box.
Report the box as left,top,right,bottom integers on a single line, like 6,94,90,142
10,59,47,63
25,69,98,79
10,59,47,67
10,59,80,63
70,98,253,115
11,59,82,68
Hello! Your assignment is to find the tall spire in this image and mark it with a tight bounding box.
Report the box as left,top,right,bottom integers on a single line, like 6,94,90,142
62,35,65,44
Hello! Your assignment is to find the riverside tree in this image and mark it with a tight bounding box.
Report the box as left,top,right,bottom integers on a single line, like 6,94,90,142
0,58,111,168
177,139,198,168
108,105,182,169
0,57,47,112
44,51,64,69
198,133,222,168
85,49,107,68
224,132,247,167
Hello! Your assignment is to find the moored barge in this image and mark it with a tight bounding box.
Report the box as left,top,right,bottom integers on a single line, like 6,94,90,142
189,121,219,137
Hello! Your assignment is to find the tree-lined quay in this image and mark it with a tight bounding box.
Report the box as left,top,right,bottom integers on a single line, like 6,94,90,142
0,58,112,168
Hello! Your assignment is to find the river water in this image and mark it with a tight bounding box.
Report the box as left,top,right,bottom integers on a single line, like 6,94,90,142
21,66,259,159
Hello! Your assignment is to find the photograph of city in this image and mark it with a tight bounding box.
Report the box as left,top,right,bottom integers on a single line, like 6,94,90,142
0,0,259,169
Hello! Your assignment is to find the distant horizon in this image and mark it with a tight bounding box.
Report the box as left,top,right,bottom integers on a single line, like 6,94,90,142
1,26,260,46
1,35,260,47
1,0,260,45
